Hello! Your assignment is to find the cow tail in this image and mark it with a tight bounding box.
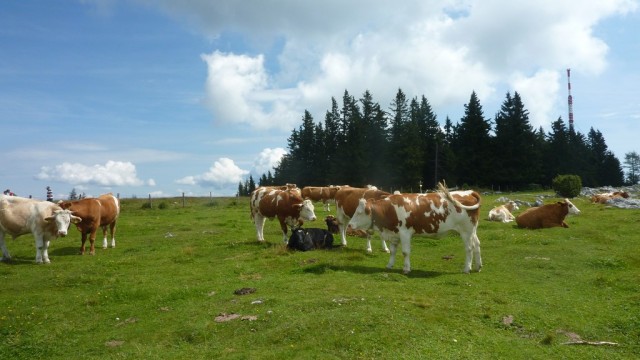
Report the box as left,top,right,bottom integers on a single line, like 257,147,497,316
437,181,481,211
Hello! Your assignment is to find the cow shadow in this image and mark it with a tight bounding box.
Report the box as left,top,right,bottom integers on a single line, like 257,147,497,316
49,247,80,256
302,263,444,278
0,257,36,266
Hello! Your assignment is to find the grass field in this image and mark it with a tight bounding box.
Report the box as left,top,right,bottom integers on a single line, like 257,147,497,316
1,192,639,359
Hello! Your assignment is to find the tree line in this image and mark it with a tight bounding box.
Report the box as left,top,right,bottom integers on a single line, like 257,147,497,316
239,89,633,195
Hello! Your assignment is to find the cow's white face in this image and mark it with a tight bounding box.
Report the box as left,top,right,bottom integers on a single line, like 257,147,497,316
347,198,372,231
565,199,581,215
298,199,317,221
45,209,82,237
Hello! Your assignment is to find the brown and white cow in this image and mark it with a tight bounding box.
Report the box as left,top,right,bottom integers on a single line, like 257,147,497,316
347,183,482,274
591,191,630,204
58,193,120,255
0,195,81,263
488,201,519,223
515,198,580,229
250,186,317,243
334,186,391,253
301,185,342,211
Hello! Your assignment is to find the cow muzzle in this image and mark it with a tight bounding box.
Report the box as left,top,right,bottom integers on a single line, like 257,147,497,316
58,231,68,237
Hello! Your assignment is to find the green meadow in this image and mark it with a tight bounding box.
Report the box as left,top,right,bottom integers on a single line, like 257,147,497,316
1,193,638,359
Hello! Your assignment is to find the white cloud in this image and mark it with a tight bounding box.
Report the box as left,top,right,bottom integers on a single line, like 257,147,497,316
35,160,147,187
176,157,249,187
252,147,286,176
167,0,638,133
510,70,562,128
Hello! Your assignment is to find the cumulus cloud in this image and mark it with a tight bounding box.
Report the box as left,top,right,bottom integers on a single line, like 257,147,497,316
251,147,286,176
149,0,638,132
176,157,249,188
35,160,147,187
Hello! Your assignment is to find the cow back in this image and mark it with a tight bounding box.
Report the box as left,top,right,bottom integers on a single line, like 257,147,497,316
335,187,390,218
97,193,120,225
251,187,304,219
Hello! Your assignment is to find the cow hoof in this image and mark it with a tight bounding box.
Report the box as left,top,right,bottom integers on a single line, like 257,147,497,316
403,270,411,275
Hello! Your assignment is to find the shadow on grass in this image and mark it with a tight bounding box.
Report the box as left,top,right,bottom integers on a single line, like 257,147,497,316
302,263,444,278
50,246,81,256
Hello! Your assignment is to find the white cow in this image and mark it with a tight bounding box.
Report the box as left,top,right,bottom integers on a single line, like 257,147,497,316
488,201,519,223
0,195,82,263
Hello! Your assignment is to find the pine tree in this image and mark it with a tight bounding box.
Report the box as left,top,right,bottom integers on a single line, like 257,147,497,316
624,151,640,184
452,91,492,186
492,92,541,189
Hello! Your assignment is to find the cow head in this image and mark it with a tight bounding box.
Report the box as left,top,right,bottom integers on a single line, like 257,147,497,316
347,198,372,232
294,199,317,222
45,209,82,237
325,215,340,234
564,199,581,215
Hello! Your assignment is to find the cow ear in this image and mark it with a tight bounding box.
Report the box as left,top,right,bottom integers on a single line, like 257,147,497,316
71,215,82,223
292,203,303,209
44,215,54,223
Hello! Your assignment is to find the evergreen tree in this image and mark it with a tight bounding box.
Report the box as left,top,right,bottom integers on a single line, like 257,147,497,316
492,92,541,189
323,97,342,183
587,128,624,186
624,151,640,184
452,91,492,186
543,117,570,183
388,88,413,189
360,90,390,187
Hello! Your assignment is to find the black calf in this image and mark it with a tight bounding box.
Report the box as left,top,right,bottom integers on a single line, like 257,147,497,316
287,228,334,251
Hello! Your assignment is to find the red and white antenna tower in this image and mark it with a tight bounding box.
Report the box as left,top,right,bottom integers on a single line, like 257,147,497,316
567,68,574,129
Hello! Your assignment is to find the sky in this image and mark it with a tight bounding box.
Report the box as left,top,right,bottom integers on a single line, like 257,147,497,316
1,0,639,199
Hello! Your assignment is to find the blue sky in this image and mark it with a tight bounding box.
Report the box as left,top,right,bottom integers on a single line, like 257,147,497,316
1,0,639,199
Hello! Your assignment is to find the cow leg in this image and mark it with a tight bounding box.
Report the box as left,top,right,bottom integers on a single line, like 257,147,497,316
34,234,45,264
277,218,289,244
102,225,108,249
254,214,266,242
380,237,390,253
339,223,348,247
386,237,400,270
365,234,373,253
460,230,482,274
41,238,51,264
89,230,97,255
471,231,482,272
109,222,116,248
400,234,412,274
323,201,330,212
80,232,87,255
0,232,10,262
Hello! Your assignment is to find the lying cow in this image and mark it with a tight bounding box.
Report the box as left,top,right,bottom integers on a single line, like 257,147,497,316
0,195,81,263
58,193,120,255
515,198,580,229
488,201,519,223
250,185,317,243
288,215,341,251
591,191,630,204
347,182,482,274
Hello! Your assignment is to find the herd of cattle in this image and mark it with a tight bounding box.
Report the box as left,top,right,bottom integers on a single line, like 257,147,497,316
0,185,630,272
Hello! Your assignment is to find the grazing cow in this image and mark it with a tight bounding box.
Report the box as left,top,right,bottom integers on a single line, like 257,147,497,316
58,193,120,255
591,191,630,204
347,183,482,274
515,198,580,229
250,186,317,243
0,195,81,263
488,201,519,223
301,186,342,211
334,186,391,253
